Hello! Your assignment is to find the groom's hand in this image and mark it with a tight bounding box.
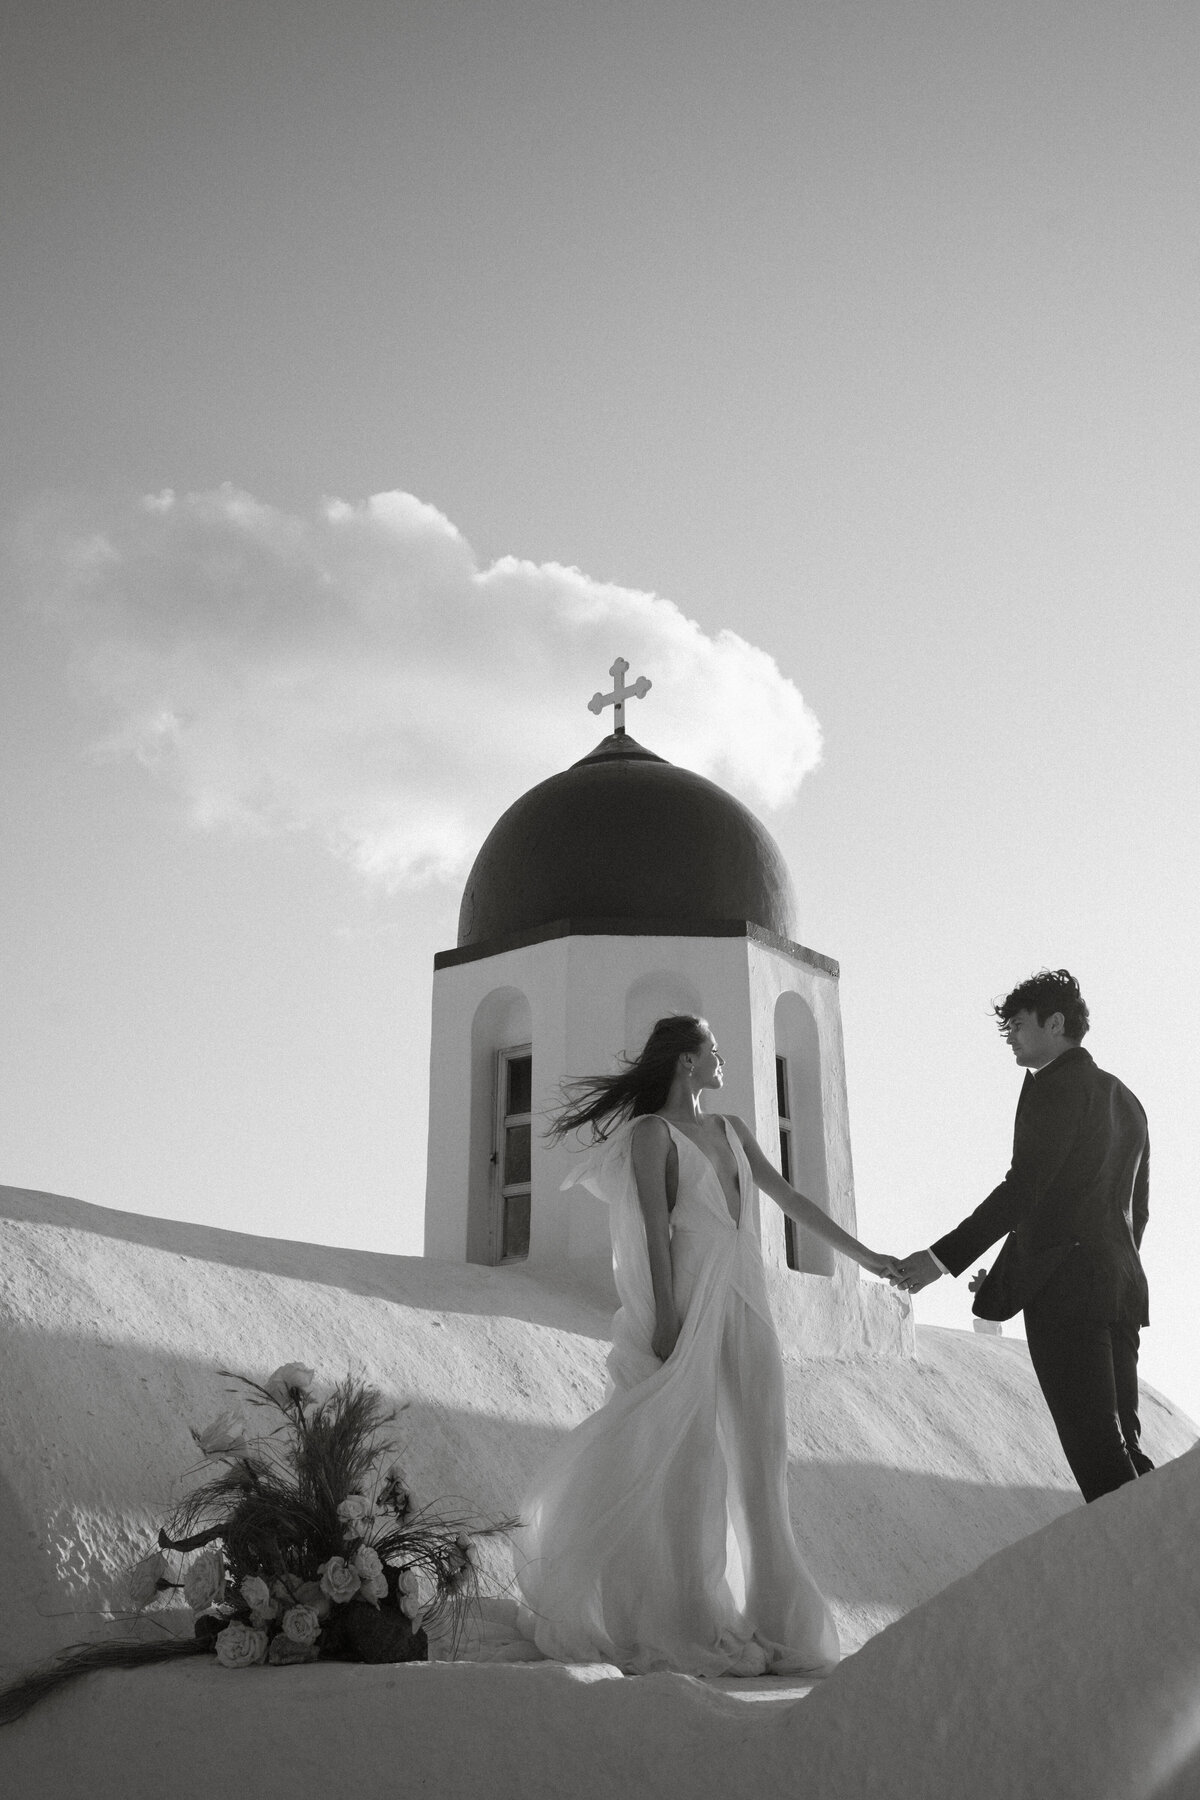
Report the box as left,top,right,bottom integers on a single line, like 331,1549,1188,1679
893,1250,943,1294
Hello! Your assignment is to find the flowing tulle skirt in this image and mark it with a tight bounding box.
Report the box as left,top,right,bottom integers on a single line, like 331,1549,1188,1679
514,1120,840,1678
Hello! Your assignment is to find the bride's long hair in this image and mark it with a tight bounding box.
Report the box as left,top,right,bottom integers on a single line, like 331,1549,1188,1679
547,1014,709,1143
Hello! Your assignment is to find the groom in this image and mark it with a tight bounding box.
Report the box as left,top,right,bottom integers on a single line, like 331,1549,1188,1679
895,969,1153,1502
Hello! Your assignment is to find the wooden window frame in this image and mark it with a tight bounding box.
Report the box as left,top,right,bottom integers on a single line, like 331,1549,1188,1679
777,1053,801,1272
492,1043,532,1264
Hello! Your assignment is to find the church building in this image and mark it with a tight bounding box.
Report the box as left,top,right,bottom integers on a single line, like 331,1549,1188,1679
424,660,907,1357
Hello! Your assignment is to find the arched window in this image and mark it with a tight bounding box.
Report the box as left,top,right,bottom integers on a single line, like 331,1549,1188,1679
468,987,533,1265
774,991,833,1277
494,1043,532,1262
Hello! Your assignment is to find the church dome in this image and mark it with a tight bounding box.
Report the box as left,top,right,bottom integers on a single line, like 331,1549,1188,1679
456,732,798,949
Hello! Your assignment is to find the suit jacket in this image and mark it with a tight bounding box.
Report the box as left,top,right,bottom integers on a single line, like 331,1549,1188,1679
932,1047,1149,1324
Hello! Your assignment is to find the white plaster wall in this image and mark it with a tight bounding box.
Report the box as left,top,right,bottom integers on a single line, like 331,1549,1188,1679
556,934,761,1270
424,968,472,1259
8,1180,1194,1682
12,1455,1200,1800
424,939,571,1265
2,1184,1197,1800
424,931,902,1355
745,940,857,1260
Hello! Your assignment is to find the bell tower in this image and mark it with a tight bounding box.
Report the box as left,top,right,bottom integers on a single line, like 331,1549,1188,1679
423,665,910,1357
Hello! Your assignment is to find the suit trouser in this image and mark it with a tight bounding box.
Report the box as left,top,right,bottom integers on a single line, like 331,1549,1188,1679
1023,1299,1152,1502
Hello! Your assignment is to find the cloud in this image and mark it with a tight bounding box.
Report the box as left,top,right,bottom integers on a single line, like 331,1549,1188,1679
29,485,823,888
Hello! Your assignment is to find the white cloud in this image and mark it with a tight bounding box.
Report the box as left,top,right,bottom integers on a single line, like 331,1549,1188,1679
33,485,823,888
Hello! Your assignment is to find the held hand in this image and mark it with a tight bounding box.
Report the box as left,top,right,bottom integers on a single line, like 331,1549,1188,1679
651,1308,682,1363
892,1250,943,1294
862,1249,905,1282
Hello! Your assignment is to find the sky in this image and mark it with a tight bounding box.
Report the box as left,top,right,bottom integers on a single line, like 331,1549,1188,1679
2,1,1198,1418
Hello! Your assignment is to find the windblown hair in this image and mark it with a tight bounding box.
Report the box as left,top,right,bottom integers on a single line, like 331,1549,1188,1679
547,1014,709,1143
993,968,1089,1041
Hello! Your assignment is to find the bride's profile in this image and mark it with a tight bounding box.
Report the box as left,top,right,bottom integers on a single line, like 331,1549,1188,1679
514,1013,898,1677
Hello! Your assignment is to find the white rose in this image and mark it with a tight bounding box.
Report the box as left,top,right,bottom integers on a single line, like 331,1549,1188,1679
336,1493,373,1539
191,1409,248,1457
293,1579,332,1618
127,1550,169,1610
240,1575,277,1623
214,1620,269,1669
240,1574,271,1610
352,1544,382,1579
183,1547,225,1611
264,1363,315,1406
442,1534,473,1588
397,1567,425,1626
318,1556,361,1604
352,1545,389,1603
281,1604,322,1646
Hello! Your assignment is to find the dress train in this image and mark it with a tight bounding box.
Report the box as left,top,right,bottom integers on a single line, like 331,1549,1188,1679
513,1116,840,1677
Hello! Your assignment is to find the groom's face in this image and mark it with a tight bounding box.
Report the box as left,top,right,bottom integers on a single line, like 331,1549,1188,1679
1002,1008,1066,1070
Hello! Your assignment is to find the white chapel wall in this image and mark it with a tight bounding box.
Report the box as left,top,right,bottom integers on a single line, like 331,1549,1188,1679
425,939,569,1264
427,934,763,1272
425,929,912,1356
428,933,850,1276
465,985,533,1263
557,935,763,1268
774,989,834,1276
745,939,857,1276
623,969,707,1057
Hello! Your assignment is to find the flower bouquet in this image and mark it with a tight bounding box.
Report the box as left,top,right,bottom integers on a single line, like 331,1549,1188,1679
0,1364,510,1723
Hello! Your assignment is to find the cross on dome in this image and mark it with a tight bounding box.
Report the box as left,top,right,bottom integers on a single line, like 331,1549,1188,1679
587,657,652,735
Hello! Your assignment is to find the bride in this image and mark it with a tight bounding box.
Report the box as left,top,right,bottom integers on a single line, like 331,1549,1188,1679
514,1014,899,1678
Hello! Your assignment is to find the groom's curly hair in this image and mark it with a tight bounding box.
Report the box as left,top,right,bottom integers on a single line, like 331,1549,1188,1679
546,1015,710,1142
993,968,1089,1041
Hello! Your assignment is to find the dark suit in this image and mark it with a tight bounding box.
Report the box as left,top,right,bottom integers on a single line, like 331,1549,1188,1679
932,1046,1151,1501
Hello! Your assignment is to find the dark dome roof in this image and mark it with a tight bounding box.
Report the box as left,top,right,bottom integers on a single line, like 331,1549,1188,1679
457,733,797,948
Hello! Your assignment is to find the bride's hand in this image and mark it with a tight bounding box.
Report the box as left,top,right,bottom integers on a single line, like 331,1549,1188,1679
861,1249,904,1282
651,1307,682,1362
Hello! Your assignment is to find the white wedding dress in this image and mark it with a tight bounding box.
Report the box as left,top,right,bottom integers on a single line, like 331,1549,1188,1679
514,1115,840,1677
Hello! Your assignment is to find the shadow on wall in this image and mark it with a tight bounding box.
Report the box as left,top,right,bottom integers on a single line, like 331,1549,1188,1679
791,1460,1079,1625
0,1459,75,1673
0,1186,613,1334
0,1319,1083,1674
0,1324,588,1671
0,1329,587,1522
